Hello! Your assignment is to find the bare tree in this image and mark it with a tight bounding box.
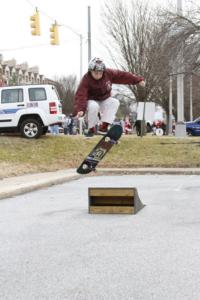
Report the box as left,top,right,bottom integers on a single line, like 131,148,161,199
156,1,200,119
158,2,200,71
102,0,154,101
54,75,77,115
102,0,200,120
102,0,173,111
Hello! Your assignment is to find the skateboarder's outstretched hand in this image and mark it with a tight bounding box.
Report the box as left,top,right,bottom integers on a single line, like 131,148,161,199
76,111,84,118
138,80,145,87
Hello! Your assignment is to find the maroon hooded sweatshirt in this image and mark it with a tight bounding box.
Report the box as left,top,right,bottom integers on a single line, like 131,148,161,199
74,68,144,114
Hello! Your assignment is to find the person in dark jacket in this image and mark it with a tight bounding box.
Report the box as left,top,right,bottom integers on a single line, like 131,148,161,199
68,113,74,135
74,57,145,137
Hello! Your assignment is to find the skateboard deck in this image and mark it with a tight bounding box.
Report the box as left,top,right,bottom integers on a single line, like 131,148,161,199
77,124,123,174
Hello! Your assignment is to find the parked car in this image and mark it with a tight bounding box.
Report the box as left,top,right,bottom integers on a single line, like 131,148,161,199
186,117,200,136
0,84,65,139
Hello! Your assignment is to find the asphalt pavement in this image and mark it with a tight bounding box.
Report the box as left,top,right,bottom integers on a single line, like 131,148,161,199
1,173,200,299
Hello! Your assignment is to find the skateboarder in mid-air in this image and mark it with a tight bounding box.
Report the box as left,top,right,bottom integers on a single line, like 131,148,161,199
74,57,145,137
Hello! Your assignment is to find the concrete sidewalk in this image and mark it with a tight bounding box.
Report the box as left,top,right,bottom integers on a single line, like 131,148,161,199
0,169,81,200
0,167,200,200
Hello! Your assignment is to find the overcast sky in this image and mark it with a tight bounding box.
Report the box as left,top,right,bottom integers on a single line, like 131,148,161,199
0,0,179,80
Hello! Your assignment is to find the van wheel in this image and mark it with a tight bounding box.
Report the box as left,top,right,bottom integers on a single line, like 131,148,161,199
20,119,43,139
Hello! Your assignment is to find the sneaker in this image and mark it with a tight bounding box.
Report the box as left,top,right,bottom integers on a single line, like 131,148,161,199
98,122,110,135
84,127,95,137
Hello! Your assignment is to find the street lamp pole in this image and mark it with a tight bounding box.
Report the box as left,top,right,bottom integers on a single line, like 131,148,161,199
189,74,193,121
175,0,186,137
177,0,182,14
169,75,173,134
79,34,83,79
88,6,91,63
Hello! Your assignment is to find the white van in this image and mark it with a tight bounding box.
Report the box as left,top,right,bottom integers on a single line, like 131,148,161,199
0,84,65,138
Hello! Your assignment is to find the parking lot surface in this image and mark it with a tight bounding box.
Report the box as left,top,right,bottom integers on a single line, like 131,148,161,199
0,174,200,300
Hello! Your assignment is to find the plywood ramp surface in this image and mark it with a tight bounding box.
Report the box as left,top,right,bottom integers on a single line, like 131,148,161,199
89,188,135,197
89,206,134,214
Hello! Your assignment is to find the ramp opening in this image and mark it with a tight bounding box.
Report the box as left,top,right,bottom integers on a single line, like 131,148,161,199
88,188,145,214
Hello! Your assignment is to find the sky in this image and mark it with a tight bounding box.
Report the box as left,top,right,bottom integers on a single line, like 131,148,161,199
0,0,180,80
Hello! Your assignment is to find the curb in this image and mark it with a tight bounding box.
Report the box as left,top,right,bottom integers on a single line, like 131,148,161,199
96,168,200,175
0,170,81,200
1,168,200,200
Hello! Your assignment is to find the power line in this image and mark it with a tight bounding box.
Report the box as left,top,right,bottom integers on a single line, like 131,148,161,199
0,38,80,52
25,0,55,22
24,0,85,38
0,1,88,52
23,0,86,78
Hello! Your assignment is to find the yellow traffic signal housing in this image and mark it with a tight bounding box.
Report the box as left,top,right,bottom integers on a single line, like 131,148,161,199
30,9,40,36
50,22,59,45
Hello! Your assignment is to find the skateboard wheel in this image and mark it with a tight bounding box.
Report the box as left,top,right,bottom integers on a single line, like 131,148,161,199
105,137,110,142
82,164,89,170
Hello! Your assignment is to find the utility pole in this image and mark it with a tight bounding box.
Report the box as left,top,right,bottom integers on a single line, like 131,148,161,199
168,75,173,134
189,74,193,121
88,6,91,63
79,34,83,79
175,0,186,137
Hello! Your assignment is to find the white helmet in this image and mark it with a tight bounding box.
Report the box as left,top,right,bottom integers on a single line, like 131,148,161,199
88,57,106,72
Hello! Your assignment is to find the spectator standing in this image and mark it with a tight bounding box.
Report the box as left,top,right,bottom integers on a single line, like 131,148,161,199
63,116,71,135
50,124,59,135
124,117,132,134
68,114,74,135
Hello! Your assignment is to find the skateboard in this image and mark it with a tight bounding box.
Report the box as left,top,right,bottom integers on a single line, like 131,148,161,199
77,124,123,174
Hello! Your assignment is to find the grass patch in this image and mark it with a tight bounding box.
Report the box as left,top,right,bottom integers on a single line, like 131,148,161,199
0,134,200,178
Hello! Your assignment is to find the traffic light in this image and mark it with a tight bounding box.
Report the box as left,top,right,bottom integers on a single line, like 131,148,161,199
50,22,59,45
30,9,40,36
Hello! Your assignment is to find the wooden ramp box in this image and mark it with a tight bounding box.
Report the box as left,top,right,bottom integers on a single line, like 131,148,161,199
89,187,144,214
